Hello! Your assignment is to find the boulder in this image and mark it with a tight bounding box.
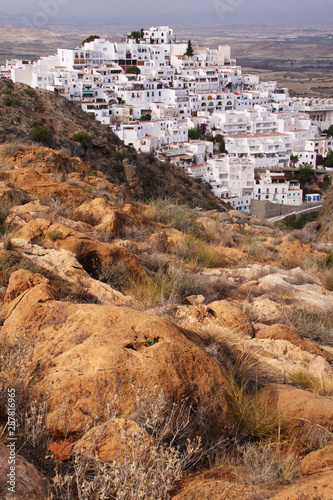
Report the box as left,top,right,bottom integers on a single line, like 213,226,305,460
1,280,230,435
4,269,49,303
302,444,333,475
0,444,49,499
256,324,333,363
274,385,333,431
207,301,254,337
14,219,142,280
7,240,131,306
73,418,151,462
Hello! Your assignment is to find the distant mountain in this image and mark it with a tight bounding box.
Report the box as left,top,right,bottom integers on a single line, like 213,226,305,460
1,6,333,29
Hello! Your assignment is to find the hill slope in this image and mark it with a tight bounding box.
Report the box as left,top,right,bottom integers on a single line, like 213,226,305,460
0,145,333,499
0,78,224,209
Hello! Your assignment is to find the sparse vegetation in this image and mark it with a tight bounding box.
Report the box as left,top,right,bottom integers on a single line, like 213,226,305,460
239,442,300,487
285,307,333,346
147,197,197,232
289,369,333,396
177,233,226,269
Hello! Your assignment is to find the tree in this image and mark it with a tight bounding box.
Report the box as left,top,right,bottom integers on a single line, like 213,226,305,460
185,40,194,57
82,35,100,45
326,124,333,137
128,30,143,42
215,134,225,153
325,150,333,169
126,66,141,75
188,126,200,140
290,154,299,167
298,163,315,184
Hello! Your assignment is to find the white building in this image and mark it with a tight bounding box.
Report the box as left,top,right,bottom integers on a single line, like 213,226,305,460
253,170,303,205
157,140,214,168
225,132,293,168
143,27,176,45
187,155,254,211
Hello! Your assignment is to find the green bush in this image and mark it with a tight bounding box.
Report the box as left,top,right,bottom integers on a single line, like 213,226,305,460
30,126,53,147
72,132,93,150
24,88,35,97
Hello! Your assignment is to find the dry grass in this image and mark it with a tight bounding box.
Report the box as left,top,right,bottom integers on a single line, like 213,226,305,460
218,352,292,442
238,442,300,487
321,268,333,291
147,197,198,233
289,369,333,396
283,307,333,346
177,233,226,270
127,265,195,310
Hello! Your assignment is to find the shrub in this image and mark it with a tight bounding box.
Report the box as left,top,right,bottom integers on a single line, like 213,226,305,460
72,132,93,150
239,442,299,487
3,96,13,106
24,88,35,97
50,390,206,500
30,126,53,147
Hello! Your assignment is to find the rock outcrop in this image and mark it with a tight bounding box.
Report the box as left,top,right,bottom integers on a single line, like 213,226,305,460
1,272,230,435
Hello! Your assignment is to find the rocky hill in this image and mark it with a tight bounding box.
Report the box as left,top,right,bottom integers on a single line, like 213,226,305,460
0,141,332,499
0,78,225,210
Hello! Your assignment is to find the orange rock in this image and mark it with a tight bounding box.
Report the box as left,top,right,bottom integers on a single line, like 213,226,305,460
302,444,333,475
4,269,50,303
171,465,259,499
74,418,151,462
48,441,73,461
256,324,333,363
14,218,143,280
269,470,333,499
1,284,230,436
274,384,333,431
207,300,254,337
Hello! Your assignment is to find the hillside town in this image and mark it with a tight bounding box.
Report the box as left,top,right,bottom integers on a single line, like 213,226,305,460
2,26,333,212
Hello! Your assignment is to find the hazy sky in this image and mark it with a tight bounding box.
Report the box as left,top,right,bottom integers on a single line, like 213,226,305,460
0,0,331,17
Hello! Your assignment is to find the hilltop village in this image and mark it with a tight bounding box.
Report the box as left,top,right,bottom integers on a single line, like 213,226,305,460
2,26,333,213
